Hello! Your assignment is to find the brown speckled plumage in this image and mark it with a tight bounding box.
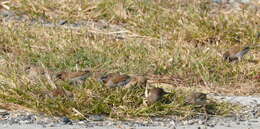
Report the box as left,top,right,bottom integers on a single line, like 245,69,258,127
25,65,55,80
55,70,92,85
223,46,250,62
147,88,168,104
101,73,147,88
185,92,207,105
104,73,131,88
51,87,74,98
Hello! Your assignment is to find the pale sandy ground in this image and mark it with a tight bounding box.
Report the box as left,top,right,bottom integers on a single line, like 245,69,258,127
0,121,260,129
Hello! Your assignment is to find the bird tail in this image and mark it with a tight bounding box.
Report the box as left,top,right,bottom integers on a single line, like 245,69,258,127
234,46,250,57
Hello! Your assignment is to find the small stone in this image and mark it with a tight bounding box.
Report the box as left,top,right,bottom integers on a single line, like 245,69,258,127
198,120,204,125
78,121,85,125
61,117,72,125
9,118,19,125
226,123,231,127
49,123,59,127
59,20,68,25
0,109,9,116
239,118,246,121
41,124,47,128
248,119,258,123
19,120,31,124
88,115,105,121
22,114,36,122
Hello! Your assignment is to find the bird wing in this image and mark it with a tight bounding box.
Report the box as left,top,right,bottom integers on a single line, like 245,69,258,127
234,47,250,57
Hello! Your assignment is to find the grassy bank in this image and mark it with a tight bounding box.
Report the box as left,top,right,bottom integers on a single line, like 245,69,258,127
0,0,258,119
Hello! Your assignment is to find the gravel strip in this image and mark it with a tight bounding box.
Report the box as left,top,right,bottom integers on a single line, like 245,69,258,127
1,94,260,129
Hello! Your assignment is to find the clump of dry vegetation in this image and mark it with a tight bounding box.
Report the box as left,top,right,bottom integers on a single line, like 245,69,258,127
0,0,259,119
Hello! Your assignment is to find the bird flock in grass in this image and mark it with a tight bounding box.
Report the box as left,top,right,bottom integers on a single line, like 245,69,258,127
24,44,258,107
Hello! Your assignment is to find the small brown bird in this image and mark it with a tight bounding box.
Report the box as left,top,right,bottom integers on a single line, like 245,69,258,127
25,65,55,80
55,70,92,85
147,88,168,105
97,73,119,83
124,75,147,88
103,73,131,88
51,87,74,98
101,73,147,88
38,86,73,99
185,92,207,105
223,46,250,62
